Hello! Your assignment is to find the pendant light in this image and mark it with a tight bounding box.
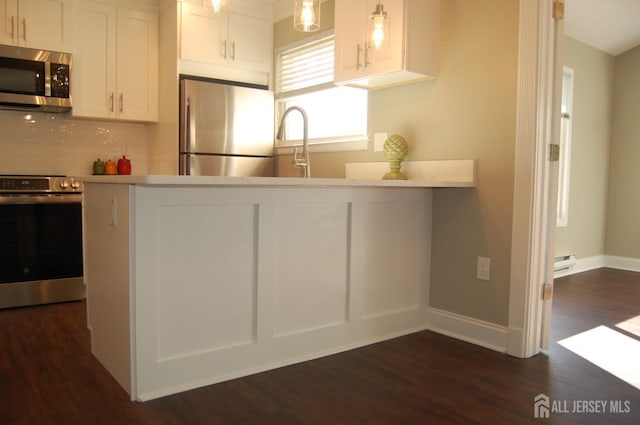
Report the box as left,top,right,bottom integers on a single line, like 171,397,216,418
211,0,229,13
369,1,389,50
294,0,321,32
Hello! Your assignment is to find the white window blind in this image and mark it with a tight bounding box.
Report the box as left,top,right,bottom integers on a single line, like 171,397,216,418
276,33,335,98
274,30,368,149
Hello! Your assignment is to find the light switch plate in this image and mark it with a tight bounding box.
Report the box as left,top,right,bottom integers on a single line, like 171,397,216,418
477,257,491,281
374,132,388,152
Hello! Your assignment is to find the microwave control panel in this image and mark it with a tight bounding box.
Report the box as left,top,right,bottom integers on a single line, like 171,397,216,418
50,63,70,99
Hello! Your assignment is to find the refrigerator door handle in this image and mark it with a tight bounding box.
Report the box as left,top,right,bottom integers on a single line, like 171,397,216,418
179,83,193,175
185,99,193,175
186,97,191,150
185,153,191,176
179,86,188,151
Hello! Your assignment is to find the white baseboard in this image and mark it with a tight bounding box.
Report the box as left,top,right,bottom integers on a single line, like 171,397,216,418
604,255,640,272
425,307,508,353
555,255,640,278
425,255,639,356
554,255,605,278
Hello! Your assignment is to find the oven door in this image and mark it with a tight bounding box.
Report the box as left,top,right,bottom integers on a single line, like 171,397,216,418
0,194,84,308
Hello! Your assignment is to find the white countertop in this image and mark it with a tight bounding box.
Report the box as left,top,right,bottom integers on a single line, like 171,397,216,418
77,174,475,188
79,159,476,188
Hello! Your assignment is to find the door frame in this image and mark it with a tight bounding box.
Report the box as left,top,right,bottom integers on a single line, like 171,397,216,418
507,0,563,358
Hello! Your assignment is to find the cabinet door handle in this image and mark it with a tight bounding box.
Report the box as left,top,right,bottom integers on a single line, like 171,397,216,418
223,40,228,59
364,42,370,67
356,44,362,70
231,41,236,61
10,16,15,41
119,94,124,113
22,17,26,42
110,93,114,112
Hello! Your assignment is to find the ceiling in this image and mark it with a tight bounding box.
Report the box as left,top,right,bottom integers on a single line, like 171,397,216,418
565,0,640,56
196,0,640,56
275,0,640,56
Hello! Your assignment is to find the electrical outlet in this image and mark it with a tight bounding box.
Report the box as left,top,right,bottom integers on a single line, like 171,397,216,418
110,198,117,226
373,132,388,152
477,257,491,281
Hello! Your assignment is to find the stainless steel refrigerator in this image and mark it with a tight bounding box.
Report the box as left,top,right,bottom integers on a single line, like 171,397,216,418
179,77,275,176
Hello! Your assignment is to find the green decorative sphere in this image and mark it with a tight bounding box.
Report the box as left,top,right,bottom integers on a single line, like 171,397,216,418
382,134,409,180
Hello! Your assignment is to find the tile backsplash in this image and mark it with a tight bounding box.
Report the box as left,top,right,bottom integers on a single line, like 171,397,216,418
0,110,148,176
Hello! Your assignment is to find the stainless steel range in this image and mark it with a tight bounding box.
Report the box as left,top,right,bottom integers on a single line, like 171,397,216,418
0,175,84,309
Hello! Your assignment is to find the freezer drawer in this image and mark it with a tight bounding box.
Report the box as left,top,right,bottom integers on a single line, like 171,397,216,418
180,154,274,177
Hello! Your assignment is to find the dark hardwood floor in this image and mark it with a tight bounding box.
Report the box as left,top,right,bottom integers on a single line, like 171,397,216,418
1,268,639,424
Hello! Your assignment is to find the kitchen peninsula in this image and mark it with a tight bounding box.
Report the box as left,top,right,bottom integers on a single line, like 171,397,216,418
81,164,475,401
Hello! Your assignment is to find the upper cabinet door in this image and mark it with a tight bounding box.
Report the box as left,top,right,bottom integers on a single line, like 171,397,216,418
227,13,272,75
0,0,19,47
179,2,273,86
72,1,158,122
334,0,368,83
116,7,158,122
334,0,440,89
180,2,228,66
0,0,72,51
72,1,116,119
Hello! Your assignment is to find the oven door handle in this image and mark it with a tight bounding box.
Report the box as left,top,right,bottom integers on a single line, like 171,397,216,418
0,194,82,205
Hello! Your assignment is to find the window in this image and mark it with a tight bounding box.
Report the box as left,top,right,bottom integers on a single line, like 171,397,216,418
275,31,368,150
557,67,574,228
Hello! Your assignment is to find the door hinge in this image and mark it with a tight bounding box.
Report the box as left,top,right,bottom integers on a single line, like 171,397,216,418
549,144,560,162
553,1,565,20
542,283,553,301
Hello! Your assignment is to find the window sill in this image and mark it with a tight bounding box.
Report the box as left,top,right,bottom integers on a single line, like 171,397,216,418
275,136,369,155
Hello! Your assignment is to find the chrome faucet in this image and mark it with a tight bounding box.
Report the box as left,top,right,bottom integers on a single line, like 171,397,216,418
276,106,310,178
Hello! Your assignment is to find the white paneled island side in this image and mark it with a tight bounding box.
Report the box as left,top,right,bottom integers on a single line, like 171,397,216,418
81,170,474,401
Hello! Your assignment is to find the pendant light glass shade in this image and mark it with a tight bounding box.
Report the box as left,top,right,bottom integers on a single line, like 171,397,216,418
369,1,389,50
211,0,229,13
294,0,321,32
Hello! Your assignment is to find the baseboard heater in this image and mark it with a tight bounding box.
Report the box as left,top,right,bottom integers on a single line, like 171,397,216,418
554,254,577,273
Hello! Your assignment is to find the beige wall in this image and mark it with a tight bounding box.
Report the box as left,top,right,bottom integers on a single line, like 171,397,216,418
276,0,519,326
554,38,640,262
148,0,180,175
554,37,614,259
419,0,518,326
606,45,640,259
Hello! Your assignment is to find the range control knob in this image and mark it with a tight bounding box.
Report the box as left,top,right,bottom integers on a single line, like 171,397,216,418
59,180,70,189
70,180,81,190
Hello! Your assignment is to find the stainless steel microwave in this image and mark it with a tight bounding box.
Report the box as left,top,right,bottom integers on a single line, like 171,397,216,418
0,45,71,113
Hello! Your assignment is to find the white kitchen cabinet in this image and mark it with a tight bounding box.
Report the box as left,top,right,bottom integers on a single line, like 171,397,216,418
179,0,272,84
334,0,439,89
71,0,158,122
0,0,72,52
